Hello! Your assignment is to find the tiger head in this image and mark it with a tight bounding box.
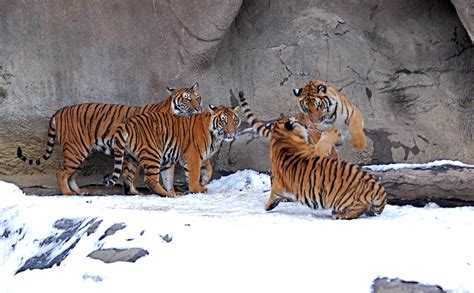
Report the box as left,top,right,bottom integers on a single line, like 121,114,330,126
320,127,343,147
293,80,334,124
167,82,203,115
266,116,309,145
209,104,241,142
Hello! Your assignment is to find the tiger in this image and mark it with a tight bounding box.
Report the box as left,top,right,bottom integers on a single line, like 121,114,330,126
239,91,386,219
103,104,241,197
17,83,203,195
293,79,366,150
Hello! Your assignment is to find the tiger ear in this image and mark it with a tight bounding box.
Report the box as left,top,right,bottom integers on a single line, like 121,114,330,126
208,104,218,114
192,82,199,91
284,121,294,130
166,86,175,93
265,122,273,130
232,105,240,112
293,88,302,97
317,85,326,93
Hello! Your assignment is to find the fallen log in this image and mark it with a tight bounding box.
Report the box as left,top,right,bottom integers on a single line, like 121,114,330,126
365,165,474,207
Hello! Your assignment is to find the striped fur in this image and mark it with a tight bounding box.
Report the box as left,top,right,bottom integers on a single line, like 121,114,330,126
17,83,202,195
238,91,338,158
293,80,366,150
238,92,386,219
103,105,240,197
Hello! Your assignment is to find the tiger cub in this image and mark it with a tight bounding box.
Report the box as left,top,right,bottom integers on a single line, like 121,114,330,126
239,92,386,219
293,80,366,150
103,105,241,197
17,83,203,195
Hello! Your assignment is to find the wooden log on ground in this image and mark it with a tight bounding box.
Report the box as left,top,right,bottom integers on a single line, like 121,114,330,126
366,166,474,207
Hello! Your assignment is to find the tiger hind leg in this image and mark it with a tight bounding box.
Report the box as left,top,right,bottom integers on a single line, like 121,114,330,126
142,160,179,197
332,202,371,220
348,109,366,150
57,165,81,195
57,152,90,195
68,171,90,195
122,156,143,195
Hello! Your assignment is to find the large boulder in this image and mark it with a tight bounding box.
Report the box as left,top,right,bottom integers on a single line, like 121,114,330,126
0,0,472,190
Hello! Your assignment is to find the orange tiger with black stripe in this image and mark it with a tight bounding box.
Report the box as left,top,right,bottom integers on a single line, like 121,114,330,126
293,80,366,150
17,83,203,195
239,91,386,219
103,105,240,196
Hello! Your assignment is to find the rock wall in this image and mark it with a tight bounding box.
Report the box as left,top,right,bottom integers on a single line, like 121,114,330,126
0,0,473,189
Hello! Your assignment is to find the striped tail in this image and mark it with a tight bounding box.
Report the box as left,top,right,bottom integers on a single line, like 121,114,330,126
17,117,56,166
103,126,127,187
238,91,271,138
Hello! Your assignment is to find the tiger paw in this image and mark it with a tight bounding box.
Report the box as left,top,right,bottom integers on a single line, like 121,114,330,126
190,187,208,194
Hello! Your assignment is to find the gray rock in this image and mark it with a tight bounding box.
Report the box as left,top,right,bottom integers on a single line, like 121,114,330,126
373,277,445,293
1,1,472,189
16,217,101,274
87,248,149,264
98,223,126,241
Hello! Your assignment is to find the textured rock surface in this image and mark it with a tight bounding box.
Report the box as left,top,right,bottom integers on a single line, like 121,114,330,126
87,248,149,264
16,218,101,274
373,277,445,293
0,0,473,190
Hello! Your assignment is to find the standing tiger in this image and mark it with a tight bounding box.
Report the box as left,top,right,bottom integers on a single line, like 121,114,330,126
17,83,203,195
239,91,386,219
103,105,241,197
293,79,366,150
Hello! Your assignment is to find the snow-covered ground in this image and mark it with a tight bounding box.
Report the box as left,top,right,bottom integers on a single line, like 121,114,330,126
1,166,474,293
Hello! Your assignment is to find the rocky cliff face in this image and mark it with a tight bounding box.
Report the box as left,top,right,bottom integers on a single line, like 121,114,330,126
0,0,472,189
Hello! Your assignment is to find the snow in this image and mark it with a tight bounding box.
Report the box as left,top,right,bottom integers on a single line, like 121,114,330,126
1,165,474,293
363,159,474,172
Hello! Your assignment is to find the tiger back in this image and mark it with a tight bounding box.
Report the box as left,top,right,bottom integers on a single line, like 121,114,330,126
293,80,366,150
16,83,203,195
104,105,240,197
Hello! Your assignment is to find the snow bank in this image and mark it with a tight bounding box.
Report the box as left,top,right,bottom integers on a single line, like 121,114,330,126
1,165,474,292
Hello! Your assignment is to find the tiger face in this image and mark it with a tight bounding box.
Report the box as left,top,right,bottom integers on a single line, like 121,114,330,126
293,80,334,124
168,82,203,115
209,104,241,141
268,116,309,144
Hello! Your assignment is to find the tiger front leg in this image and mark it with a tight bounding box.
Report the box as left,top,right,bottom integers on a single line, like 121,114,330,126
199,159,213,186
264,182,286,211
184,157,208,194
348,108,366,150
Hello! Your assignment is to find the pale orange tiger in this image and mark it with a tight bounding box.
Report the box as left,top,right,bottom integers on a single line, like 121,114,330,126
17,83,202,195
103,105,241,196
